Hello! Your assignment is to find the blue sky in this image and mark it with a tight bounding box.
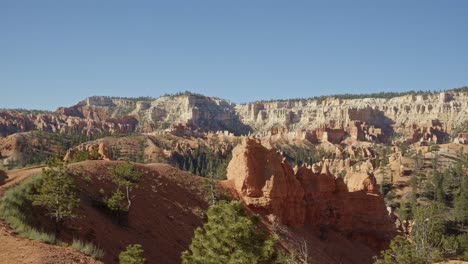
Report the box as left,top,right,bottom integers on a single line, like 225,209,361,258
1,0,467,110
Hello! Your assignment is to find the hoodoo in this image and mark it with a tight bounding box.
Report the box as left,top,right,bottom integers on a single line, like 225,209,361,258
226,138,396,251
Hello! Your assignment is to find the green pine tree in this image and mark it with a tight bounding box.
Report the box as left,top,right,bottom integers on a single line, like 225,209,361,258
374,203,445,264
32,159,79,231
398,202,412,222
432,170,444,203
455,177,468,228
410,175,418,211
379,162,391,196
182,201,277,264
107,162,142,211
374,236,425,264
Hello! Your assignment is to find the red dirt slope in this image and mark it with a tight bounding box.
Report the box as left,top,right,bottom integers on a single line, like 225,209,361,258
0,166,100,264
58,161,210,264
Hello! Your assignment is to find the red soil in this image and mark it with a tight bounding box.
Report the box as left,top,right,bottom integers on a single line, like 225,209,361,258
0,166,100,264
57,160,210,264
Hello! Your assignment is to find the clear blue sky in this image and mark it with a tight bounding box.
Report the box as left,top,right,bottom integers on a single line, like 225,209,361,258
1,0,467,110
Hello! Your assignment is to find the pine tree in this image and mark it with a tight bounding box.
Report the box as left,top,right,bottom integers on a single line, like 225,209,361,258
455,177,468,228
107,162,141,211
32,159,79,231
410,175,418,211
411,203,445,260
375,203,445,264
119,244,146,264
413,150,425,172
433,171,445,203
182,201,276,264
374,236,424,264
379,161,391,195
398,202,412,222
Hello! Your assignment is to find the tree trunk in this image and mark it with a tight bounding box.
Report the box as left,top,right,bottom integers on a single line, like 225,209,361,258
126,186,131,211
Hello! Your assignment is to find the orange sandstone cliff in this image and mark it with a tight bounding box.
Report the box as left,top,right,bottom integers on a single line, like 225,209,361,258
226,138,396,252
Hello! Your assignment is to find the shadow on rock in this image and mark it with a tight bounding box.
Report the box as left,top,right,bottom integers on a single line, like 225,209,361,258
0,169,7,185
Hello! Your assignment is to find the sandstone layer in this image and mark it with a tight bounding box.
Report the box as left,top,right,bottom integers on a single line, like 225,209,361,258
1,90,467,144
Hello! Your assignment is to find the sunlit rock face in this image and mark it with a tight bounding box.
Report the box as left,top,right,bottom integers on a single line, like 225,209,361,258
227,138,396,251
2,91,467,141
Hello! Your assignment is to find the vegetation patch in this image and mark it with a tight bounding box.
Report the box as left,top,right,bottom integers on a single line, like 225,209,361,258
119,244,146,264
279,144,334,167
182,201,278,264
170,146,232,179
376,148,468,263
71,239,105,260
0,165,104,260
0,174,57,244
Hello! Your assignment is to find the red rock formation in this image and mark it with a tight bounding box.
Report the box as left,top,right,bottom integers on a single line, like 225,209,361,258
0,110,138,137
63,142,110,162
227,138,305,225
226,138,396,251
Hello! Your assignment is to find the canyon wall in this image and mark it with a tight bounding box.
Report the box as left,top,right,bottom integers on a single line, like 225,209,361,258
0,110,138,137
1,90,467,143
236,91,468,142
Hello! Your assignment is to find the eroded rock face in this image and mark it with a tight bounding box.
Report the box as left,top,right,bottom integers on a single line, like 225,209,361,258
0,94,253,137
226,138,396,250
62,95,252,135
227,138,306,225
236,91,468,141
0,110,138,137
63,142,110,162
2,91,466,142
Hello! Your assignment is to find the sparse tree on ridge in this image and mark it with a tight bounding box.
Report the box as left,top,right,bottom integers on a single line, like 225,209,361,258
32,158,79,233
107,162,141,211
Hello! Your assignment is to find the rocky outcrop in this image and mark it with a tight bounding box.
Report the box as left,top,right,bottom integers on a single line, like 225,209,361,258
59,95,252,135
226,138,396,250
63,142,110,162
227,138,306,225
237,91,468,141
1,91,467,142
0,110,138,137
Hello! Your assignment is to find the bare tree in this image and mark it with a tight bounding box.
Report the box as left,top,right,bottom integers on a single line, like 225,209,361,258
297,238,311,264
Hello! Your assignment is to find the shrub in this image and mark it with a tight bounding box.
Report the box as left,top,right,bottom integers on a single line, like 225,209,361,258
0,172,104,260
119,244,146,264
0,174,57,244
71,239,105,260
182,201,276,264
